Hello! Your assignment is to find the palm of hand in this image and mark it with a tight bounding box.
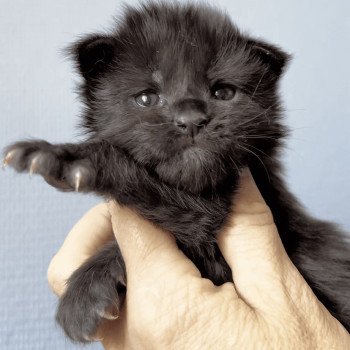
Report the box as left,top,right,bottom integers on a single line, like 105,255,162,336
49,171,350,350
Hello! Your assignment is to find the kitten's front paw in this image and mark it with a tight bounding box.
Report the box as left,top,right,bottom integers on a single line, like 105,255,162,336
3,141,95,192
56,241,126,343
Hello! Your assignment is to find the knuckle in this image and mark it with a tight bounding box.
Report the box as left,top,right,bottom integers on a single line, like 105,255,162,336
230,201,275,229
129,283,195,344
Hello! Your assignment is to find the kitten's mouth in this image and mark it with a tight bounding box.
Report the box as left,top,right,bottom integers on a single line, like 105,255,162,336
182,146,201,158
155,145,229,193
177,132,208,149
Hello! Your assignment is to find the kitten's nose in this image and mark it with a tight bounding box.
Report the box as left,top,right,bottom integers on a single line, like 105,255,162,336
175,114,209,137
173,98,209,137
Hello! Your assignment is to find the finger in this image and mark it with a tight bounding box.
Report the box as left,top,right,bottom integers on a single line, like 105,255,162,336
107,201,202,285
217,169,293,307
47,203,114,295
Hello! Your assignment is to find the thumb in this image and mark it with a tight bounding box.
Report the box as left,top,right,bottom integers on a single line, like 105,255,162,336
107,202,201,285
217,169,293,308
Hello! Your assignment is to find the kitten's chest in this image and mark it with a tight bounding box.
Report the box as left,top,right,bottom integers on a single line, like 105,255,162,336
115,182,235,285
114,178,235,247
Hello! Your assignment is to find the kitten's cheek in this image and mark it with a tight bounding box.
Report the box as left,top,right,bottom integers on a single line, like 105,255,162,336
234,91,251,105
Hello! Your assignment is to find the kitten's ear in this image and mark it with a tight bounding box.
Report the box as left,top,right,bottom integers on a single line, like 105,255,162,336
247,39,291,76
69,35,116,80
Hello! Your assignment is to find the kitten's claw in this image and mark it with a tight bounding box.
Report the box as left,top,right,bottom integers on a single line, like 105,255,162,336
83,335,104,342
4,142,96,193
74,170,82,192
29,155,39,176
3,151,14,168
103,313,119,320
98,310,119,320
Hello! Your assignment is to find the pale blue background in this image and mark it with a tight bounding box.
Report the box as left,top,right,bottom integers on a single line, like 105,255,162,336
0,0,349,349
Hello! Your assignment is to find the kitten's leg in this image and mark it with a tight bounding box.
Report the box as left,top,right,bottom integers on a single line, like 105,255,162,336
56,240,126,343
3,140,96,192
3,140,130,342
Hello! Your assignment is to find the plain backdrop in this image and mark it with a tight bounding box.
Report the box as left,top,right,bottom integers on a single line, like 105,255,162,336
0,0,349,349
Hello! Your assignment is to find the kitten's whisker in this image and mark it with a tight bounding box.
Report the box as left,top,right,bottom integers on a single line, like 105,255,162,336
289,126,312,131
243,135,278,140
237,144,271,183
203,125,215,137
143,122,174,127
228,155,240,175
241,66,269,113
237,102,279,128
249,68,268,100
284,108,307,112
137,115,144,127
243,143,274,161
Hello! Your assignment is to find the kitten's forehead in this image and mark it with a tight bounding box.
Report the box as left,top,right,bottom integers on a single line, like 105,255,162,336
116,3,241,71
152,70,163,84
113,3,266,94
151,51,206,95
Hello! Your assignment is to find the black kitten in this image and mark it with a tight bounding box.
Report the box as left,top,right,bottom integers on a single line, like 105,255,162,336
4,2,350,343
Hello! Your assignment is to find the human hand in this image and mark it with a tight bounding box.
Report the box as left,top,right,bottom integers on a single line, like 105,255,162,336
48,170,350,349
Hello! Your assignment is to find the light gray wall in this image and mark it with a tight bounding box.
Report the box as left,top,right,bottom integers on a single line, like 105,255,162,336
0,0,349,349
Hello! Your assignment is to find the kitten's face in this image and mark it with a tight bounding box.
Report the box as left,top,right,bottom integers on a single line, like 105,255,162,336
74,4,288,192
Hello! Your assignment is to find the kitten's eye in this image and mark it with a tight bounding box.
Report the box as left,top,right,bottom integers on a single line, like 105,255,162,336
135,92,160,107
212,86,236,101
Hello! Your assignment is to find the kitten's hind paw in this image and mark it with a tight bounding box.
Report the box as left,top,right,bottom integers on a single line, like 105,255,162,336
3,141,96,192
56,241,126,343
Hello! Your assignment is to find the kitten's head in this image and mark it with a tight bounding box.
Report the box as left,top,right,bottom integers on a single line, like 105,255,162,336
70,2,289,193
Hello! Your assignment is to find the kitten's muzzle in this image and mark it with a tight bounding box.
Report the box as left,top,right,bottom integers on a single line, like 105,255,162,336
175,114,210,137
173,98,210,138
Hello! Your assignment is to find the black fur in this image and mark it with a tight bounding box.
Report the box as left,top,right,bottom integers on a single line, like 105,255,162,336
4,2,350,343
56,241,126,342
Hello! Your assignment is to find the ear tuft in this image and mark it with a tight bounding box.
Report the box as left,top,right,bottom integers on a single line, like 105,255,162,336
71,35,116,79
248,39,291,76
